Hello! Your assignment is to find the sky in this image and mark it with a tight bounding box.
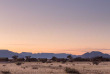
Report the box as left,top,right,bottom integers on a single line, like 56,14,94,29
0,0,110,55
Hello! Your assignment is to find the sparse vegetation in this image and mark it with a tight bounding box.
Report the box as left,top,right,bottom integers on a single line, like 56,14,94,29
67,55,73,60
15,62,22,66
2,65,6,66
50,64,53,65
92,61,100,65
38,58,47,63
65,67,80,74
59,65,62,67
0,55,110,74
46,60,52,63
21,66,26,69
0,62,110,73
51,56,57,61
12,55,18,61
32,66,38,69
1,71,11,74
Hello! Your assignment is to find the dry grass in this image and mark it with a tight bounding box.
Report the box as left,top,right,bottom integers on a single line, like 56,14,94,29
1,70,11,74
65,67,80,74
0,62,110,74
15,62,22,66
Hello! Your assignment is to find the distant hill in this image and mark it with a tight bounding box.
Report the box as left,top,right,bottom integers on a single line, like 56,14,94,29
81,51,110,58
0,50,23,58
0,50,110,58
20,52,77,59
0,50,77,59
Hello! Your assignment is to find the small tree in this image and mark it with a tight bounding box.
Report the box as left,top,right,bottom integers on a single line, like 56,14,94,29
67,55,73,59
92,56,102,65
25,56,31,62
12,55,18,61
51,56,57,61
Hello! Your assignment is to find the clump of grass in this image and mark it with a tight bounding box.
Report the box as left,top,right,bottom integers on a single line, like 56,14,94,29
15,62,22,66
92,61,100,65
50,71,54,73
32,66,38,69
65,67,80,74
2,65,6,66
73,64,75,66
46,60,52,63
59,65,62,67
21,66,26,69
1,71,11,74
50,64,53,65
25,66,28,68
88,62,91,65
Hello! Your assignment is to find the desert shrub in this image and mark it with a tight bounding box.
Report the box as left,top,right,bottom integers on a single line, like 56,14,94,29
1,71,11,74
59,65,62,67
92,61,100,65
56,58,67,63
38,58,47,63
74,57,83,61
0,58,8,62
67,55,73,59
50,64,53,65
46,60,52,63
72,64,75,66
12,55,18,61
32,66,38,69
88,62,91,65
41,59,47,63
2,65,6,66
29,58,38,62
17,58,25,62
62,59,67,63
21,66,26,69
51,56,57,61
16,62,22,66
65,67,80,74
68,59,74,62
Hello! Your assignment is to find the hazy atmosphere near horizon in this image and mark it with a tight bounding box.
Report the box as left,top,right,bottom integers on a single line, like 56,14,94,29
0,0,110,55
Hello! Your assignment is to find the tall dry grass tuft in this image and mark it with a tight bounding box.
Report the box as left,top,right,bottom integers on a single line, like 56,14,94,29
92,61,100,65
15,62,23,66
1,71,11,74
65,67,80,74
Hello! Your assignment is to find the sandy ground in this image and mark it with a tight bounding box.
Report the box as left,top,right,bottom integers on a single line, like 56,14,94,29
0,62,110,74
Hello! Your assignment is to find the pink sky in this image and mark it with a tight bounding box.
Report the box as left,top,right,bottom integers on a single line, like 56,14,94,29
0,0,110,55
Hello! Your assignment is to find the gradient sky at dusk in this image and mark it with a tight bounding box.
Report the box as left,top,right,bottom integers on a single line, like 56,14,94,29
0,0,110,55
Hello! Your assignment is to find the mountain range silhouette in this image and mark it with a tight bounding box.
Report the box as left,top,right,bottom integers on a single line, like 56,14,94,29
0,50,110,59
